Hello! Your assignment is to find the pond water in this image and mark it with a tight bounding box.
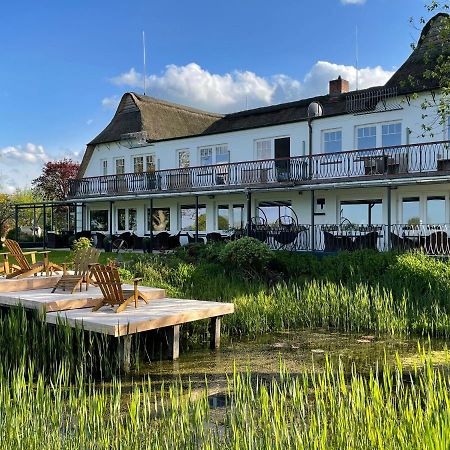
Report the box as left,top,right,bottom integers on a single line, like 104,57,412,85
126,330,449,398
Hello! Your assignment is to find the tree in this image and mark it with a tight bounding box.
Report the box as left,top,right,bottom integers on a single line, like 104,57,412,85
32,159,80,200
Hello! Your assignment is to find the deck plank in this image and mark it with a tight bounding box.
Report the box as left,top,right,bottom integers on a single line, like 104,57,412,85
0,285,166,312
46,299,235,337
0,276,62,292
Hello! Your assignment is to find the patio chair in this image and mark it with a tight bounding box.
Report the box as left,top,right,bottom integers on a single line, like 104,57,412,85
51,247,100,293
90,264,149,313
353,231,378,250
4,239,63,279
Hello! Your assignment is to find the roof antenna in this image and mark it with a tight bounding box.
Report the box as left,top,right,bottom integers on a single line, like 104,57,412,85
142,31,147,95
355,25,359,91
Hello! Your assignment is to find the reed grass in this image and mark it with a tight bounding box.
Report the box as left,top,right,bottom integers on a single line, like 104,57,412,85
1,351,450,449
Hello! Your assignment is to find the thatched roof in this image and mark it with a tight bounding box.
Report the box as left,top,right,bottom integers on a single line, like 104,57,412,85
77,13,449,179
385,13,449,94
89,93,223,145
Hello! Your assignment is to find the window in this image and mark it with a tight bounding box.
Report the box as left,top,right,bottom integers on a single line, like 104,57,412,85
101,160,108,176
323,130,342,153
181,204,206,231
233,204,245,229
90,210,108,231
133,156,144,173
178,150,190,168
340,200,382,226
402,197,420,225
199,145,229,166
216,145,230,164
258,201,292,226
427,196,445,224
200,147,213,166
217,205,229,230
133,155,155,173
115,158,125,175
147,208,170,231
382,123,402,147
357,126,376,150
117,209,126,231
256,139,272,160
146,155,156,172
117,208,137,232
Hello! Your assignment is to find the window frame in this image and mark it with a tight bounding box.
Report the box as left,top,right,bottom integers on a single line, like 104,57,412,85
322,129,342,153
177,149,190,168
115,157,125,175
198,144,229,166
116,207,137,232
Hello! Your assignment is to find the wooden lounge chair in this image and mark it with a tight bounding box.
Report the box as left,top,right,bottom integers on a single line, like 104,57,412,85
4,239,63,279
90,264,149,313
52,247,100,294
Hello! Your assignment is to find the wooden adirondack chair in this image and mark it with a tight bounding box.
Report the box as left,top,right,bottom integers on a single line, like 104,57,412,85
4,239,63,279
52,247,101,293
90,264,149,313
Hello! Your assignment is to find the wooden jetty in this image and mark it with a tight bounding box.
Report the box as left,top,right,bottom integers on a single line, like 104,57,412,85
0,282,234,371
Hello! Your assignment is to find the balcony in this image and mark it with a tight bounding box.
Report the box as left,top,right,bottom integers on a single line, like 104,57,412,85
68,141,450,199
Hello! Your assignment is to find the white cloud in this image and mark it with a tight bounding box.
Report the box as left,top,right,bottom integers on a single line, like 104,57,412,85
0,143,81,193
341,0,366,4
101,95,120,109
86,119,93,125
109,61,394,113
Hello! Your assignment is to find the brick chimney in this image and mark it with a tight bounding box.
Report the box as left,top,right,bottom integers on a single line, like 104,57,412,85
329,76,349,95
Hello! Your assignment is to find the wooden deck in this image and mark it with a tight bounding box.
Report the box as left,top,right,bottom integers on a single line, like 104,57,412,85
0,275,62,292
46,299,234,336
0,285,166,312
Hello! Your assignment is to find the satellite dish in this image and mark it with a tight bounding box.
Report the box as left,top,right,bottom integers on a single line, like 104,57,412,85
307,102,324,118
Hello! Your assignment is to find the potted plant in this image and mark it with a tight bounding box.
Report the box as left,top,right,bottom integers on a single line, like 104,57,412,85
142,236,153,253
103,235,112,252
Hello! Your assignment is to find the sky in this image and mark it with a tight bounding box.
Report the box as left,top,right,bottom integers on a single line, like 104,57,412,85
0,0,437,193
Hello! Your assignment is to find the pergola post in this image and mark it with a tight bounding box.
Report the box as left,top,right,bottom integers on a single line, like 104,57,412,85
195,195,199,243
33,204,36,244
246,190,252,236
81,203,85,230
387,186,392,251
149,197,154,252
310,189,315,251
73,203,78,234
42,204,47,249
109,201,114,242
14,205,19,241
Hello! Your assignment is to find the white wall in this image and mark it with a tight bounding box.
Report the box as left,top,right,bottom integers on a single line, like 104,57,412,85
84,92,446,178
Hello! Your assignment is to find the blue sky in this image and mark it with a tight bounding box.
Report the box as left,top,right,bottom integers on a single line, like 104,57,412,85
0,0,435,192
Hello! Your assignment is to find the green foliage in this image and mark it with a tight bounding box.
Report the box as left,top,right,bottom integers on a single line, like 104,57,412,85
71,236,92,252
219,237,272,278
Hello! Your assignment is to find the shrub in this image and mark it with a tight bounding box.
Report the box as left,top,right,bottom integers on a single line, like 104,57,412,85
219,237,272,279
71,237,92,252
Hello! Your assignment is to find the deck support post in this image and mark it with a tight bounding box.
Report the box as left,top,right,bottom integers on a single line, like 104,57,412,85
246,190,252,236
149,197,154,252
310,190,315,251
167,324,180,360
118,335,132,373
210,316,221,349
387,186,392,251
195,196,199,243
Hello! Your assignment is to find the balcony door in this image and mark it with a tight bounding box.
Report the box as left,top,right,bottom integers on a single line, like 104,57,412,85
274,137,290,181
